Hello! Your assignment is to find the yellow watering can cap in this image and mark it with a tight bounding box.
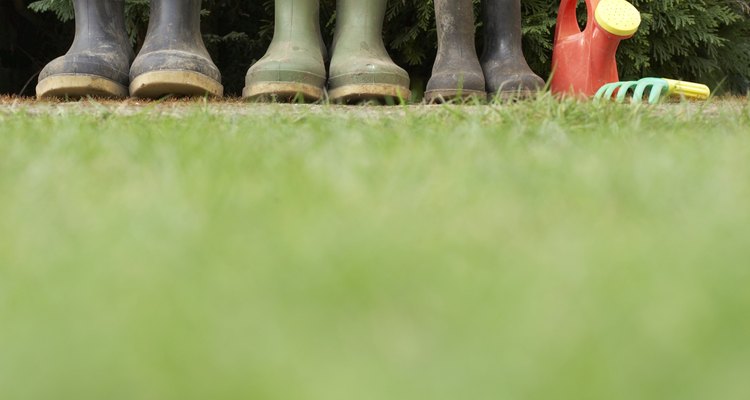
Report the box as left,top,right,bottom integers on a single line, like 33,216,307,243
595,0,642,37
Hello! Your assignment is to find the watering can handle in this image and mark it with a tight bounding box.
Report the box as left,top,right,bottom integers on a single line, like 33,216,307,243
556,0,598,39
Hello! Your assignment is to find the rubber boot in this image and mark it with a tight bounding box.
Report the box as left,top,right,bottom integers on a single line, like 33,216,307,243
328,0,411,103
130,0,223,98
480,0,544,98
425,0,486,103
36,0,133,99
244,0,327,102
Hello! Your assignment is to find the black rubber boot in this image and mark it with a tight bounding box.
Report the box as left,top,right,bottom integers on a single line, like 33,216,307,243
480,0,544,98
36,0,133,99
130,0,223,98
425,0,486,103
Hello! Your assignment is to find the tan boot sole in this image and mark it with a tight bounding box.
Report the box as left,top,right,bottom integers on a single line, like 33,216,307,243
328,84,411,104
130,70,223,99
36,75,128,99
424,89,487,104
243,82,324,102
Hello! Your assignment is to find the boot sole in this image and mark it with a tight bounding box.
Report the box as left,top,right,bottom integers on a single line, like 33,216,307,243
328,84,411,104
36,74,129,99
424,89,488,104
243,82,324,103
130,70,224,99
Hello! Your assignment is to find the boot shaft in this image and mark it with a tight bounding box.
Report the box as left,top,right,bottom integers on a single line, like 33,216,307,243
333,0,387,43
72,0,128,35
434,0,478,55
482,0,524,59
70,0,131,54
270,0,326,58
142,0,205,53
273,0,321,36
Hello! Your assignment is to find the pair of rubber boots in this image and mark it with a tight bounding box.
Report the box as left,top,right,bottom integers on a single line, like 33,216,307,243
36,0,222,99
244,0,410,103
425,0,544,103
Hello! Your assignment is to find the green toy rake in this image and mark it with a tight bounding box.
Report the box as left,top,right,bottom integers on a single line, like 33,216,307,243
595,78,711,104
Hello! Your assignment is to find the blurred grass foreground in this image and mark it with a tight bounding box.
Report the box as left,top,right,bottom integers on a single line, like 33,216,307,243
1,98,749,399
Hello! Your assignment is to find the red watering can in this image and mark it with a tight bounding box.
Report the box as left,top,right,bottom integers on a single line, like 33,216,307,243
551,0,641,97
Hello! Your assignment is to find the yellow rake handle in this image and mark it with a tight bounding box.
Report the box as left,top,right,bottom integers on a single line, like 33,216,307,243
664,79,711,101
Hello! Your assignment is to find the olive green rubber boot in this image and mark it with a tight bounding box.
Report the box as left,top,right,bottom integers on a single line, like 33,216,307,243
36,0,133,99
328,0,411,103
425,0,486,103
244,0,327,102
130,0,223,98
481,0,544,99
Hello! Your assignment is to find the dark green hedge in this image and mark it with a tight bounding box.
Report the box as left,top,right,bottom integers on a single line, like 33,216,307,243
2,0,749,96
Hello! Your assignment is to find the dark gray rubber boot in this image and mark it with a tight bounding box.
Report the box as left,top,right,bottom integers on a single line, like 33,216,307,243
130,0,223,98
36,0,133,99
244,0,327,102
480,0,544,99
425,0,486,103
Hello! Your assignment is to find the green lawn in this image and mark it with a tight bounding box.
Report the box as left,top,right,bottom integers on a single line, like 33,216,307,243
1,98,749,399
